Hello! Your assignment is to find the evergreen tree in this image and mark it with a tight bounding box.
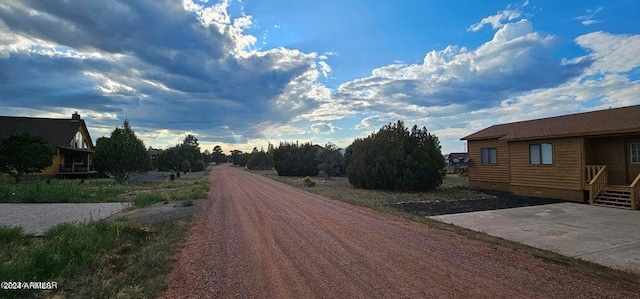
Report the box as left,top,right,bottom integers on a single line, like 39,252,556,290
347,121,445,191
317,142,343,179
93,120,152,183
272,142,319,176
246,150,272,170
0,132,52,183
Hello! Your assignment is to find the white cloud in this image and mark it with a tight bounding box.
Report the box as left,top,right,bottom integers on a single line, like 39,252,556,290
576,31,640,74
334,18,585,118
311,122,339,134
575,7,603,27
0,0,333,145
468,9,522,32
581,20,601,26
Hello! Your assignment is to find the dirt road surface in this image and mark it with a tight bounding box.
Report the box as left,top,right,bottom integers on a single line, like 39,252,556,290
161,165,640,298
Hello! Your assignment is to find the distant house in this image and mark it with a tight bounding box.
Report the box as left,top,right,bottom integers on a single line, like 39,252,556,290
148,148,161,161
461,105,640,210
0,112,96,177
445,152,469,173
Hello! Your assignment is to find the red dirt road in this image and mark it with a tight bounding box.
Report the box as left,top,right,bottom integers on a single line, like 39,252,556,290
161,165,640,298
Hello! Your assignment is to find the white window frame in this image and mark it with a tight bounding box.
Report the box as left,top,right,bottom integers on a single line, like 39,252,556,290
530,143,553,165
631,143,640,164
481,147,497,164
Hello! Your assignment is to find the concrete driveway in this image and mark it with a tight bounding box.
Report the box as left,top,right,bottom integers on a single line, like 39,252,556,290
0,202,131,236
431,202,640,273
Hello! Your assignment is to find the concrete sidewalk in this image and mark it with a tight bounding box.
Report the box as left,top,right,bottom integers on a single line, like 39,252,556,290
0,202,131,236
431,203,640,273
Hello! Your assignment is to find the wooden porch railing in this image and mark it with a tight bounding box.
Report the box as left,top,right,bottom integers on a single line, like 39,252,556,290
630,172,640,210
59,164,91,173
588,165,607,205
585,165,606,183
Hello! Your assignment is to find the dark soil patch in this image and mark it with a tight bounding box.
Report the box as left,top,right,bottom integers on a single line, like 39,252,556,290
388,192,564,216
111,199,202,226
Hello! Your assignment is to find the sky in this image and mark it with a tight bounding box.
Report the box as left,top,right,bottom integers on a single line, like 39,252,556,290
1,0,639,155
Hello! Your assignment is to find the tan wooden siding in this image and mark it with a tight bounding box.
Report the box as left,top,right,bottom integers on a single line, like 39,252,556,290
467,139,509,184
41,151,61,175
585,135,640,185
509,137,583,190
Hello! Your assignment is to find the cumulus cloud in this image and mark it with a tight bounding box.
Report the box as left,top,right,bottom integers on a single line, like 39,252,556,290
310,122,339,134
324,13,636,154
0,0,329,145
1,0,638,156
334,19,590,117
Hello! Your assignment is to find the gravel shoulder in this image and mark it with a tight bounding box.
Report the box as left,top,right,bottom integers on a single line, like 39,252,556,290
161,165,640,298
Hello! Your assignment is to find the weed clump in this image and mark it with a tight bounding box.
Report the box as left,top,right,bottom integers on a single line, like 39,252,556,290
302,176,316,187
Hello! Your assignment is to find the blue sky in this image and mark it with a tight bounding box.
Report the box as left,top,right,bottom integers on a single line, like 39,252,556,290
1,0,639,155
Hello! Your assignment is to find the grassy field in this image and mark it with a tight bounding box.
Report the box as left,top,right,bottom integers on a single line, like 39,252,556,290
250,169,494,207
0,169,211,298
0,171,209,207
251,169,640,285
0,218,190,298
0,177,125,203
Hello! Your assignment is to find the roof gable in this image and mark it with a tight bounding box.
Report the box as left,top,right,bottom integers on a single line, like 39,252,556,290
461,105,640,141
0,116,93,150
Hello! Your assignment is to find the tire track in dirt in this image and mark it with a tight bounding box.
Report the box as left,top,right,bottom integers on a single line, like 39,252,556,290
160,165,640,298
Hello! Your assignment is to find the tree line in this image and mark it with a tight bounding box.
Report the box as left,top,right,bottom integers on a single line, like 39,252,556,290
2,119,445,191
228,120,445,191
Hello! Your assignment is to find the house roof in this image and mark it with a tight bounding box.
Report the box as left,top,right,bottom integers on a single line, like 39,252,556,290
447,152,469,160
461,105,640,141
0,115,93,150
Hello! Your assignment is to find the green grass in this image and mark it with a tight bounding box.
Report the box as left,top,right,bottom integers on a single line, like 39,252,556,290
132,180,209,207
0,179,125,203
0,218,191,298
0,168,212,298
0,170,210,206
0,225,24,244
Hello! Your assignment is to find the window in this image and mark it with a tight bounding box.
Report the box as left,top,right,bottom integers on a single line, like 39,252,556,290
530,143,553,165
70,131,87,149
481,148,497,164
631,143,640,164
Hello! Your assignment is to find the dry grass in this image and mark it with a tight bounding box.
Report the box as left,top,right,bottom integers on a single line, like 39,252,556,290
251,169,495,207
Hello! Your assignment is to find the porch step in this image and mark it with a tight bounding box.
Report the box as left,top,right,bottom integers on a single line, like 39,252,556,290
593,188,633,209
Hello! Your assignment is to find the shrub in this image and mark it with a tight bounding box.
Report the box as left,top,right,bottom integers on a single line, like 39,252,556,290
347,121,445,191
302,176,316,187
246,151,272,170
180,160,191,172
192,160,206,172
272,142,319,177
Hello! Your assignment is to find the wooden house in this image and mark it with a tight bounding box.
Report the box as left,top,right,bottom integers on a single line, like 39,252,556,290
461,105,640,210
0,113,96,177
445,152,469,173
